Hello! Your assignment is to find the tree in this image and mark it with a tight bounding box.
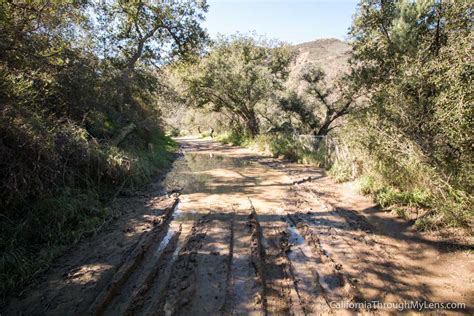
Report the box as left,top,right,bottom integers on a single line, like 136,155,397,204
0,0,211,297
279,67,358,137
179,34,294,137
349,0,473,188
344,0,472,229
95,0,208,109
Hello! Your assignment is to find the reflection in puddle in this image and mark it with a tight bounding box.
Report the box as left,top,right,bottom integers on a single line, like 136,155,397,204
172,203,200,223
161,151,291,224
154,202,202,259
163,153,258,195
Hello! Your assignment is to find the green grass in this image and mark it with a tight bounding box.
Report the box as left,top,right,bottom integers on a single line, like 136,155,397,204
356,173,472,230
415,189,473,230
357,175,432,208
357,175,377,195
215,131,251,146
0,189,107,297
328,160,353,183
127,135,177,186
247,134,328,167
374,187,431,208
0,134,177,300
215,132,331,167
216,130,473,232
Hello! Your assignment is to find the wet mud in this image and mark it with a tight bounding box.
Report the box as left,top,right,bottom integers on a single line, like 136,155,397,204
3,137,472,316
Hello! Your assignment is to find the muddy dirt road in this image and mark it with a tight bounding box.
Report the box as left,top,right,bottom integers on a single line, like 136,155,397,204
3,137,473,315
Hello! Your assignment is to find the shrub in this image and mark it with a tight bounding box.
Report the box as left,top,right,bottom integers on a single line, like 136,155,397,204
329,160,353,183
346,0,473,231
249,133,328,167
216,130,251,146
0,130,176,298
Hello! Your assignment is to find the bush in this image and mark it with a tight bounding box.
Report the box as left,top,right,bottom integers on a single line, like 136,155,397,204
346,1,473,231
215,132,332,167
0,0,204,300
355,164,471,230
373,187,431,208
250,134,328,166
216,130,251,146
168,127,181,137
199,131,212,138
0,130,176,298
329,160,353,183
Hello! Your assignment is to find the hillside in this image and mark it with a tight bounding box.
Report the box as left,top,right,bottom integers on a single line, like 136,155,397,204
289,38,351,91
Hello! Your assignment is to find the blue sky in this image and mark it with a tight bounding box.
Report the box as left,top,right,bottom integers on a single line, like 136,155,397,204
203,0,359,44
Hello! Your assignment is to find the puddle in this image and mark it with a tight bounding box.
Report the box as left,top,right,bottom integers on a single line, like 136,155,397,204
154,229,175,259
154,202,201,260
161,152,290,214
172,203,201,223
162,153,258,195
285,219,313,262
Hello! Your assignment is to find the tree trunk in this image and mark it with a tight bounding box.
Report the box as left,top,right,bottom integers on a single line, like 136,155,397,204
315,122,331,137
245,112,259,138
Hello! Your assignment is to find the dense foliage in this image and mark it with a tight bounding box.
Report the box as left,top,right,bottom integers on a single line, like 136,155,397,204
344,0,473,228
168,1,473,231
0,0,207,298
178,34,294,137
280,66,359,137
1,0,472,302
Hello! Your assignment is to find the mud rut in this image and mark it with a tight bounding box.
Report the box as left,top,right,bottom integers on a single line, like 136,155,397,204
3,138,471,316
82,186,392,316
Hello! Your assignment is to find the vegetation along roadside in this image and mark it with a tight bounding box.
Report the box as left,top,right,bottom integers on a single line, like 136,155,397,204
0,0,206,299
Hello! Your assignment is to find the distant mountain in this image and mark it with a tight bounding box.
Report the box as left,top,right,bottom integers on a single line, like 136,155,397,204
288,38,351,91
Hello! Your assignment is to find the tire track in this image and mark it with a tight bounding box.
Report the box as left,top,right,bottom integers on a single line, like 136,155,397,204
248,203,304,315
223,210,264,315
220,211,235,314
288,213,363,313
154,214,211,315
291,185,406,306
89,197,179,316
283,220,333,315
124,226,181,315
248,208,269,314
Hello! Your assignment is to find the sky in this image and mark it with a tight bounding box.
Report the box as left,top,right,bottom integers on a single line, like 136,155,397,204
203,0,359,44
